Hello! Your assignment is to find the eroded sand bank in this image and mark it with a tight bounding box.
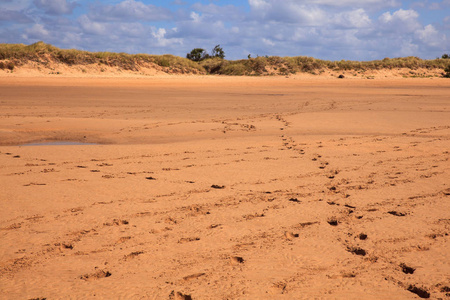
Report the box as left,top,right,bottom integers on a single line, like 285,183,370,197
0,75,449,299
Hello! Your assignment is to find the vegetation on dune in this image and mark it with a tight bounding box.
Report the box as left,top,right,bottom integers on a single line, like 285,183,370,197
0,41,204,74
1,42,449,77
186,45,225,62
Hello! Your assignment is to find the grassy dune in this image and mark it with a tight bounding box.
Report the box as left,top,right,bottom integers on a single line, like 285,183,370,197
1,41,449,76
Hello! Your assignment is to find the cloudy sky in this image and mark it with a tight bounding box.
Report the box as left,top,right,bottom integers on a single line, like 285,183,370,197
0,0,449,60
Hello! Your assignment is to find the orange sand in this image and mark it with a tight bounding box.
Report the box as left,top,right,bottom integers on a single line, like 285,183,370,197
0,75,449,299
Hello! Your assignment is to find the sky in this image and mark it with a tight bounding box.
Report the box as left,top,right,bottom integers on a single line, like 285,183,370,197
0,0,449,61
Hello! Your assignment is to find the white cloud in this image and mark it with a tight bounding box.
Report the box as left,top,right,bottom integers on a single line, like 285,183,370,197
415,24,444,48
88,0,173,22
190,11,201,22
332,9,372,28
78,15,107,35
379,9,421,33
22,23,50,39
249,0,327,25
0,9,33,23
34,0,77,15
262,38,275,46
0,0,33,11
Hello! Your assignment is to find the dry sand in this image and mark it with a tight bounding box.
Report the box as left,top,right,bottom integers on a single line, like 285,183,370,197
0,74,449,299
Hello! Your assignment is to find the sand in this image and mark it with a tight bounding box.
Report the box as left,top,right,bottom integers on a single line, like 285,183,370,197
0,74,449,299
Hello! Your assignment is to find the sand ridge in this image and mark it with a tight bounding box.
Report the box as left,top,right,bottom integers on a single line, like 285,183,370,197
0,75,449,299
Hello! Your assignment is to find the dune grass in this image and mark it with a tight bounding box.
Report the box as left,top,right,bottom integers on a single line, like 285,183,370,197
201,55,450,76
0,41,204,73
1,41,449,76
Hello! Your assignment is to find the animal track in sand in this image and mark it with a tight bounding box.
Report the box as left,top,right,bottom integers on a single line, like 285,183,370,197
284,231,299,240
230,256,245,264
400,263,415,274
116,236,131,244
23,182,46,186
123,251,144,260
183,272,206,281
211,184,225,189
103,219,129,226
56,242,73,250
407,285,430,298
169,291,192,300
269,281,287,294
80,270,111,281
1,223,22,230
388,211,407,217
358,233,368,240
327,217,338,226
347,246,367,256
242,212,265,220
178,237,200,243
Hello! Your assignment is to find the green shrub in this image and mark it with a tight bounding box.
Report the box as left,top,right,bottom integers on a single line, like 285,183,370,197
444,66,450,78
220,63,247,75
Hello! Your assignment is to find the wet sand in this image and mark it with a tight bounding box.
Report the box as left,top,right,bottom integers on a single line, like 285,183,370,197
0,75,449,299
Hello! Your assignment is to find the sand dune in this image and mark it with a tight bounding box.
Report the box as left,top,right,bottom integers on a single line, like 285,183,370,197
0,75,449,299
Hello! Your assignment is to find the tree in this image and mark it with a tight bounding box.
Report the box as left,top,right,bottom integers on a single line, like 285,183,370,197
211,45,225,59
442,54,449,59
186,48,209,61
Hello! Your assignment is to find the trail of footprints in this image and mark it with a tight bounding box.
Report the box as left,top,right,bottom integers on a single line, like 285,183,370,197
2,119,449,298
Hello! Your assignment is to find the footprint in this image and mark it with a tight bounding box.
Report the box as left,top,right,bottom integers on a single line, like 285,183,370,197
407,285,430,298
24,182,46,186
104,219,129,226
56,242,73,250
269,281,287,294
388,211,407,217
289,198,301,203
284,231,299,240
116,236,132,244
327,217,338,226
211,184,225,189
243,213,265,220
169,291,192,300
347,246,366,256
358,233,368,240
183,272,206,281
178,237,200,244
80,270,111,281
400,263,415,274
123,251,144,260
230,256,245,264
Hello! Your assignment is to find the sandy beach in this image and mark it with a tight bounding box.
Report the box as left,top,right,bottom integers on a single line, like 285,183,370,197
0,74,449,299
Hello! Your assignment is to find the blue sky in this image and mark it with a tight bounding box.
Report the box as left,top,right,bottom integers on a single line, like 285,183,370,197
0,0,449,60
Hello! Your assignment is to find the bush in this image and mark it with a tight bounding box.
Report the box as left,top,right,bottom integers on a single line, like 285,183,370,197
186,48,209,62
211,45,225,59
0,61,14,70
221,63,247,75
199,57,226,74
444,66,450,78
